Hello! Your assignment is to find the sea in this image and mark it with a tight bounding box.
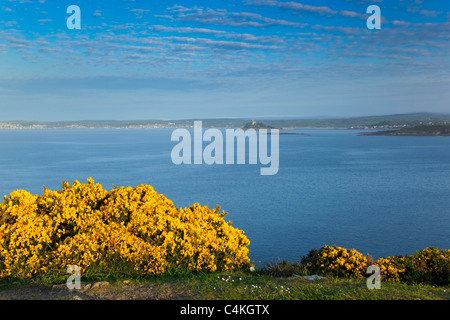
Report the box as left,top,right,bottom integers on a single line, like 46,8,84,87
0,128,449,265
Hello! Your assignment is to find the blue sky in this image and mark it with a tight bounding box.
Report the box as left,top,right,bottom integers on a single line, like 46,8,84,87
0,0,449,120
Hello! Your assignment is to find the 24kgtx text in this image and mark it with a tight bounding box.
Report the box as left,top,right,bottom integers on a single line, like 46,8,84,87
180,304,269,317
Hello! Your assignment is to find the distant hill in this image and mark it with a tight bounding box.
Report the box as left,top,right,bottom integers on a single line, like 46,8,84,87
360,124,450,136
262,113,450,129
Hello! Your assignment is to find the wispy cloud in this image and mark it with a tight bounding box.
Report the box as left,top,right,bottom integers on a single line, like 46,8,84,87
246,0,338,16
247,0,372,21
166,5,305,28
130,8,150,19
151,25,227,35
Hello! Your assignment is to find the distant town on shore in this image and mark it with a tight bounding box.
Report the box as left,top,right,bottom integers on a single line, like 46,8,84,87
1,113,450,135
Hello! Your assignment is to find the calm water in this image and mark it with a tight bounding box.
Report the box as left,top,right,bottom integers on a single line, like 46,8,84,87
0,129,449,264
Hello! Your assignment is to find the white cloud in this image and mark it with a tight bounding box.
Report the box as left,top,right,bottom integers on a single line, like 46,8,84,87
246,0,337,16
151,25,227,35
167,5,304,28
130,8,150,19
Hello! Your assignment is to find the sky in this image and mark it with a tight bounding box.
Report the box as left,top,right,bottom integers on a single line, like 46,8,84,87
0,0,449,121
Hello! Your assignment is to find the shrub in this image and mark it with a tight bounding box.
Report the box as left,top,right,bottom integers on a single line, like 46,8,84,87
300,245,449,286
401,247,450,286
374,256,406,282
0,179,251,279
301,245,368,278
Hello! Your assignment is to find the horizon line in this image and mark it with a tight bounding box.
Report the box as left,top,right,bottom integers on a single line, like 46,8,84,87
1,112,450,123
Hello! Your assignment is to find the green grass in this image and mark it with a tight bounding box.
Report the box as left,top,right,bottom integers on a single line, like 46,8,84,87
0,270,448,300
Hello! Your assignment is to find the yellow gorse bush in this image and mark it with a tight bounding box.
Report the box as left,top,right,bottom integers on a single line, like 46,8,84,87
374,256,406,282
301,245,368,278
411,247,450,268
0,179,251,279
301,245,449,285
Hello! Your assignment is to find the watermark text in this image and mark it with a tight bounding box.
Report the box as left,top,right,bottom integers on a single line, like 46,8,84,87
171,121,279,175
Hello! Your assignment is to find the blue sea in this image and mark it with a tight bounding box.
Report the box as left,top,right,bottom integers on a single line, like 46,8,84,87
0,128,449,265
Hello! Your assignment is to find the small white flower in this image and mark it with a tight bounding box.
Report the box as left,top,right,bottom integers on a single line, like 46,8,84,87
250,267,255,272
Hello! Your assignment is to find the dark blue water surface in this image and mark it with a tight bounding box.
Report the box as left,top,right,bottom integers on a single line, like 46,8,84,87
0,129,449,265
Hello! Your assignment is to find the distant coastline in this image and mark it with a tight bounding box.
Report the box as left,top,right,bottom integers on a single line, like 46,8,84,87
359,124,450,136
1,113,449,131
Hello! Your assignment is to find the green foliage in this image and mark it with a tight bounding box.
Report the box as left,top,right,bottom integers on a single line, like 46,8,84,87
402,248,450,286
261,260,307,277
265,246,450,287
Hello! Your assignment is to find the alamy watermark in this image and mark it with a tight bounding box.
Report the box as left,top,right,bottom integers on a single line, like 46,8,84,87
366,265,381,289
171,121,279,175
66,265,81,290
367,5,381,30
66,5,81,30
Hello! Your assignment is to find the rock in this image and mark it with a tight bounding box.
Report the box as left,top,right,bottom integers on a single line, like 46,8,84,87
290,274,325,280
79,283,91,292
52,284,68,291
73,295,83,300
91,281,110,290
303,275,325,281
